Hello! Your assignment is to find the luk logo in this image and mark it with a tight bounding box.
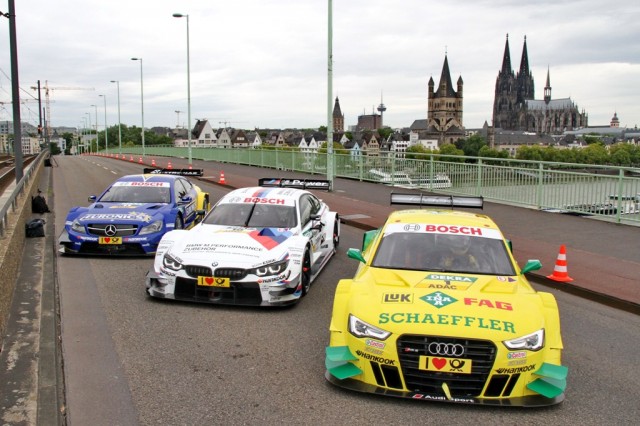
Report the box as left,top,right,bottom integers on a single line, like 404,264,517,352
420,291,457,309
382,293,413,303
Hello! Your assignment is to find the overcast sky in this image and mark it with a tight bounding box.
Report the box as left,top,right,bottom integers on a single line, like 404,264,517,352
1,0,639,132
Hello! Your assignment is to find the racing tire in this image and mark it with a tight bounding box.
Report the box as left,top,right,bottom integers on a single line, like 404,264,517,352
175,214,184,230
300,247,312,297
333,217,340,249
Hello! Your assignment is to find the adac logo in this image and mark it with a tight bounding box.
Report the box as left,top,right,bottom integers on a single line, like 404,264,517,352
420,291,457,309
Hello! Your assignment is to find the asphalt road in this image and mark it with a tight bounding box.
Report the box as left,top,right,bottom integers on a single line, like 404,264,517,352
52,156,640,425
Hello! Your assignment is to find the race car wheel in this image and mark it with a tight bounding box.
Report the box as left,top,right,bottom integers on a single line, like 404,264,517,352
333,218,340,249
301,247,312,296
174,214,184,230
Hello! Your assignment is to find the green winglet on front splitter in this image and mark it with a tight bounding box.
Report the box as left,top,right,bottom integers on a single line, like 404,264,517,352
526,362,568,398
325,346,362,380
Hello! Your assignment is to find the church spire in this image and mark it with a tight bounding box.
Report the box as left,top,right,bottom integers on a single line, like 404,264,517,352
501,34,512,74
544,67,552,104
437,54,456,97
519,35,530,75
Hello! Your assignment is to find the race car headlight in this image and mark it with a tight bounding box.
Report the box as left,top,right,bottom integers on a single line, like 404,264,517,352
348,314,391,341
162,253,183,271
139,220,163,235
249,259,289,277
503,329,545,351
71,219,86,234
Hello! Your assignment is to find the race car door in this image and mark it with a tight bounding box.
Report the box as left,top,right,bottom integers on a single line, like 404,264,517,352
299,193,324,268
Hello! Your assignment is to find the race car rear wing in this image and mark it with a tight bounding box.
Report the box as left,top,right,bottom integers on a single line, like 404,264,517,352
391,193,483,209
143,168,203,177
258,178,331,191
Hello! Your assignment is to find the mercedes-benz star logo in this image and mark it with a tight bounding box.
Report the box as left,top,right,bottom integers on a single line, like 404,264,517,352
428,342,464,357
104,224,118,237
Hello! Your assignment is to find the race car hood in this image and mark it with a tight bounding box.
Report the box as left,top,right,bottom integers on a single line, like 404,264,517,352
72,203,167,224
347,268,546,340
166,225,294,266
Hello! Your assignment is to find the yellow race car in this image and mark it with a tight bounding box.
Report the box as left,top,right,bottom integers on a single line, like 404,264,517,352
326,194,567,406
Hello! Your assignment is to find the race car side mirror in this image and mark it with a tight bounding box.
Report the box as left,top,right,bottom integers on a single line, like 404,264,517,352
520,259,542,275
88,195,97,202
179,196,193,204
347,248,366,264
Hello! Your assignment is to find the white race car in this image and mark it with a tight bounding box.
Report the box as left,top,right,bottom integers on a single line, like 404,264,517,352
145,178,340,306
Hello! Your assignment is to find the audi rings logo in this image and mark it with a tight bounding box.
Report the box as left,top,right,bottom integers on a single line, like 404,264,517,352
104,224,118,237
428,342,464,357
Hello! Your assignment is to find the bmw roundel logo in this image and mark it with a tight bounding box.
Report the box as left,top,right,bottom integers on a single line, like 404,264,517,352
211,261,218,267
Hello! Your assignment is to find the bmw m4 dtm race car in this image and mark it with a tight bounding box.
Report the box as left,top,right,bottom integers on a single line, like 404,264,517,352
146,178,340,306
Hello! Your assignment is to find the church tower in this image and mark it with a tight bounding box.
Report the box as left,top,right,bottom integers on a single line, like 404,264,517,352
427,54,463,134
493,34,518,129
516,36,535,104
332,97,344,132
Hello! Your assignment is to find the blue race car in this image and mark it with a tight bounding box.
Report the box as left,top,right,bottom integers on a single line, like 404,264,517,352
58,169,209,256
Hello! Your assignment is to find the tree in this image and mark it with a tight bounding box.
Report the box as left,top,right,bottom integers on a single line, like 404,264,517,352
377,127,393,140
456,134,487,157
437,143,465,162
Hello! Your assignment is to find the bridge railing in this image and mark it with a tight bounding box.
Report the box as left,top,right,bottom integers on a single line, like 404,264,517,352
102,147,640,225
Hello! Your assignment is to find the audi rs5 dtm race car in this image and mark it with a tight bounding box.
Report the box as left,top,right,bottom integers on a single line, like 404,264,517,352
146,178,339,306
59,169,209,256
325,194,567,406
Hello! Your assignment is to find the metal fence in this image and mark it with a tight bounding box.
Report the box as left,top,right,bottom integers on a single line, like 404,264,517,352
108,146,640,225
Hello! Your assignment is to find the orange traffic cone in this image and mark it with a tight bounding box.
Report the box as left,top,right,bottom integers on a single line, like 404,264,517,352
167,161,173,170
188,163,192,170
129,155,134,162
138,157,143,164
219,171,226,184
151,158,156,167
547,245,574,282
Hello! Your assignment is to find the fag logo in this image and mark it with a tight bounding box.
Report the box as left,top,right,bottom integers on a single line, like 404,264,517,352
420,291,457,309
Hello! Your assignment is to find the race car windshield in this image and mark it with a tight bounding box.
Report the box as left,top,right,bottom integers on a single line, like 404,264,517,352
371,232,516,275
205,203,297,228
99,186,171,204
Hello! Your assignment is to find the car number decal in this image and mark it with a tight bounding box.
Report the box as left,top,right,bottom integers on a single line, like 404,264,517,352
99,237,122,245
419,356,472,374
197,276,230,287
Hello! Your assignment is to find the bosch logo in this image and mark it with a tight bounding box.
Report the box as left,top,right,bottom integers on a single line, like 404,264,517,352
428,342,464,357
104,224,117,236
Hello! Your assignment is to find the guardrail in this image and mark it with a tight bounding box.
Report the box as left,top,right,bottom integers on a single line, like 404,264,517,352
0,151,47,236
97,147,640,225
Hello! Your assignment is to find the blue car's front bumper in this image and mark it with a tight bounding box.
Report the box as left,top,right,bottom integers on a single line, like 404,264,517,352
58,228,163,256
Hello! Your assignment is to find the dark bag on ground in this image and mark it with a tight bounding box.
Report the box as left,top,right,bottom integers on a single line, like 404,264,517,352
32,194,50,214
26,218,45,238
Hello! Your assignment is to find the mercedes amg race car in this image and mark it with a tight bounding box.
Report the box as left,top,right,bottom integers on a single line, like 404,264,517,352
59,169,209,256
145,178,339,306
325,194,567,406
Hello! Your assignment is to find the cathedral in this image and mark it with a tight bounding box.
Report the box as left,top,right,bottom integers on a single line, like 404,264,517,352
493,35,588,134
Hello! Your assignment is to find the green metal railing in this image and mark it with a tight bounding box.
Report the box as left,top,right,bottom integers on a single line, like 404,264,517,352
104,147,640,225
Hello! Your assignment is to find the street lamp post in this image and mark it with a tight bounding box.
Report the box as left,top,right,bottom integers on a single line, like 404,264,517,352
131,57,145,157
85,112,92,154
110,80,122,156
99,94,108,156
326,0,334,189
91,104,98,153
173,13,192,166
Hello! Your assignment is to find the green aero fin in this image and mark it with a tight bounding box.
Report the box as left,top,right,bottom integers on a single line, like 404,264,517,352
325,346,362,380
526,362,568,398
